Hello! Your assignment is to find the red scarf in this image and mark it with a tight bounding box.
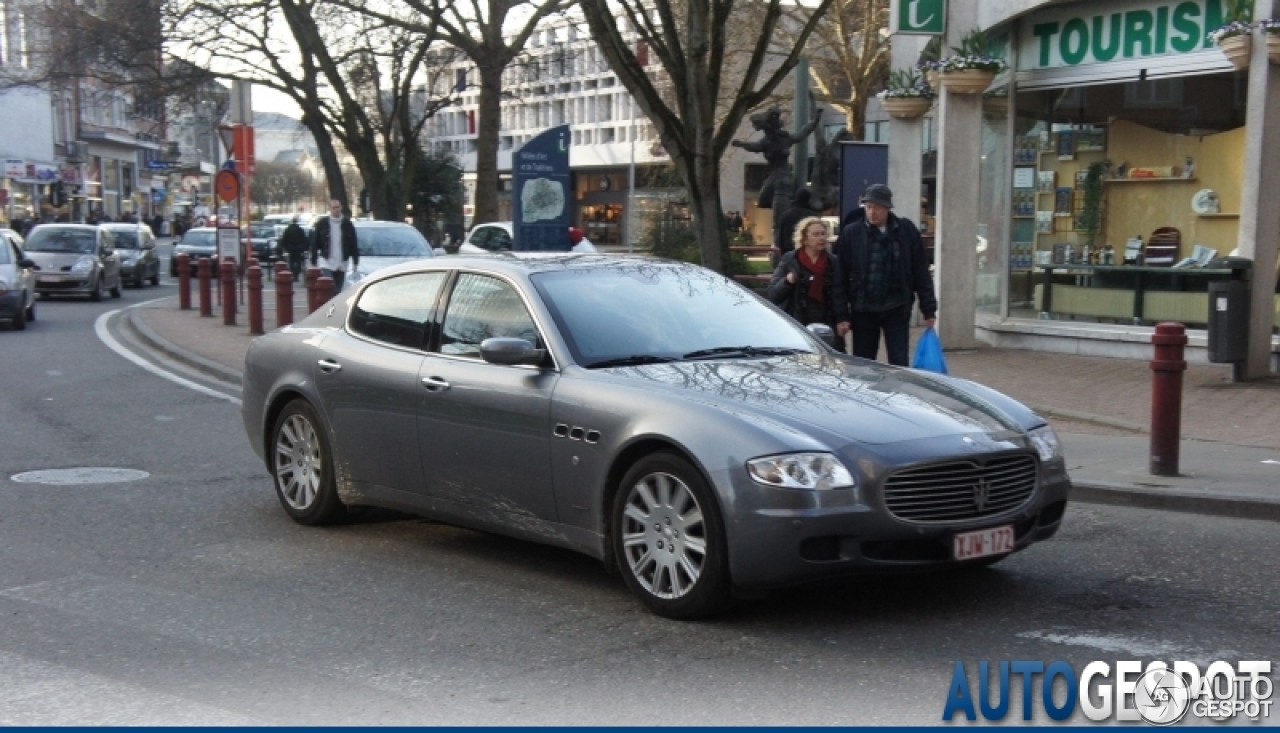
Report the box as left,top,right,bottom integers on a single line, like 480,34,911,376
798,248,827,303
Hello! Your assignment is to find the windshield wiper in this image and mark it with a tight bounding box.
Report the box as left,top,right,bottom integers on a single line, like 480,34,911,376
681,346,806,361
583,355,677,369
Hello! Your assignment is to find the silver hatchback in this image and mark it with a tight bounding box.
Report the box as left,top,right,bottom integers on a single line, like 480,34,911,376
25,224,122,301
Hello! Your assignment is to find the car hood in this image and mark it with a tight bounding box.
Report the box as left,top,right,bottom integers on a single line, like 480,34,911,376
594,353,1035,445
26,252,96,269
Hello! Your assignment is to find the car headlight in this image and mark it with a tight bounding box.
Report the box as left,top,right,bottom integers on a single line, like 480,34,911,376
746,452,856,491
71,256,96,273
1029,425,1062,462
0,280,9,294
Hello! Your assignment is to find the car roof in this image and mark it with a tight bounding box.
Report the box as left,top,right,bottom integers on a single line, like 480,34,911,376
30,224,98,232
360,252,682,286
184,227,218,233
352,220,417,228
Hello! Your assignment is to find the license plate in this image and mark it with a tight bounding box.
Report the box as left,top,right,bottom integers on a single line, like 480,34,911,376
953,525,1014,561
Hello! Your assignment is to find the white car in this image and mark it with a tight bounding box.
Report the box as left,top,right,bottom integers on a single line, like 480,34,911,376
0,228,36,330
341,221,443,291
458,221,598,254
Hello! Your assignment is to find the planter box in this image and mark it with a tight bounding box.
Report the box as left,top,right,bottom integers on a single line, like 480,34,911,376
880,96,933,119
1219,33,1251,70
938,69,996,95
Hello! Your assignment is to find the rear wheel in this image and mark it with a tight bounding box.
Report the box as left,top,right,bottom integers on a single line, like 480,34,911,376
11,297,26,330
612,452,731,619
270,400,348,525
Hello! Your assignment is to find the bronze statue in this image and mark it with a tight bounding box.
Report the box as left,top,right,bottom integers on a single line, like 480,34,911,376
732,106,823,210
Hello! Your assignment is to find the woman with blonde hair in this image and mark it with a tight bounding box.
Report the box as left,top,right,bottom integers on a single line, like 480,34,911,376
766,216,850,345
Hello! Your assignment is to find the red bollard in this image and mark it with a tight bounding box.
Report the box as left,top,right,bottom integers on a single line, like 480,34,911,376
247,265,264,335
221,259,237,326
275,269,294,328
305,266,321,314
198,257,213,317
315,275,334,312
1150,322,1188,476
273,261,288,278
177,253,191,310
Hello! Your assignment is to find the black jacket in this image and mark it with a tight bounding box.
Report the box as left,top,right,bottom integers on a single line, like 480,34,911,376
309,217,359,268
766,249,850,326
280,223,308,255
834,208,937,319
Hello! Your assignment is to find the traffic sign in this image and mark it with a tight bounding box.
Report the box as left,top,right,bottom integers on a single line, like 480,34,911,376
215,169,241,203
219,126,236,157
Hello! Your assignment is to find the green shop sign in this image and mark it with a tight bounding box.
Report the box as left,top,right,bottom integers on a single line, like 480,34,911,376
1018,0,1228,70
892,0,946,35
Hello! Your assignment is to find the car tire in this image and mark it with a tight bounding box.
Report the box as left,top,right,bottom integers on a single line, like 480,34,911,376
612,452,731,619
11,297,26,330
135,272,147,288
110,277,122,298
89,276,103,302
25,296,35,322
150,267,160,286
270,400,348,526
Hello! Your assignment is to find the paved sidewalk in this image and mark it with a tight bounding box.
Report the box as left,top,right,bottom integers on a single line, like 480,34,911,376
123,290,1280,522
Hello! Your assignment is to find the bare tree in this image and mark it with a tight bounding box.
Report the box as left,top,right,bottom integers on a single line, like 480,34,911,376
326,0,567,226
788,0,889,138
250,160,313,210
579,0,837,272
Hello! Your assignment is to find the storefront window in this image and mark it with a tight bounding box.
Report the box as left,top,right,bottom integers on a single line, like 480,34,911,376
978,85,1011,315
1007,71,1246,326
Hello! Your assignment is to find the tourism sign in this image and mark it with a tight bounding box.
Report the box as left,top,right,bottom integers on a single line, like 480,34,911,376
512,125,571,252
891,0,946,35
1019,0,1228,70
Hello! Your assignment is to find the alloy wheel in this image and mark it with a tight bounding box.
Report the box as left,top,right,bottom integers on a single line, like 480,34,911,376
620,471,708,600
274,413,324,510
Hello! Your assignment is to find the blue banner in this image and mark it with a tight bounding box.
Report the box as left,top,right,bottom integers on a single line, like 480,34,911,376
512,124,571,251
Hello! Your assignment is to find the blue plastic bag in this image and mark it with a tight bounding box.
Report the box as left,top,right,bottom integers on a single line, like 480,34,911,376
913,327,949,374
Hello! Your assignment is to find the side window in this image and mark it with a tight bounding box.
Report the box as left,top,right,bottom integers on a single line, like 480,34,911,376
440,274,540,359
349,272,447,348
0,242,10,265
490,228,513,251
469,228,491,250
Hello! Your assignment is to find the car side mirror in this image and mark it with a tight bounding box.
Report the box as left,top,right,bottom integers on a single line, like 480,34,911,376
143,241,155,250
18,258,35,268
479,337,545,366
807,323,835,342
101,247,114,257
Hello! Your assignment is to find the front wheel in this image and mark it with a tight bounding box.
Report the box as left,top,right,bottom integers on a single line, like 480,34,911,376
89,276,103,302
270,400,348,525
109,276,122,298
24,295,35,322
612,452,731,619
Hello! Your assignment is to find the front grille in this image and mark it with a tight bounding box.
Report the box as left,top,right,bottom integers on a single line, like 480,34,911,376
882,454,1038,523
38,280,86,290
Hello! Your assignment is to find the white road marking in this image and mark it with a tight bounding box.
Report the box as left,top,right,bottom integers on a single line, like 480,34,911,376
1018,630,1239,665
94,302,241,406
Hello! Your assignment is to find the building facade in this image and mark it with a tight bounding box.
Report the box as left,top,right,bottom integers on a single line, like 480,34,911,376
893,0,1280,377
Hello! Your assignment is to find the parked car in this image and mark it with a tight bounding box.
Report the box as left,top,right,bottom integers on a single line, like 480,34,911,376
0,228,36,329
246,222,278,263
241,254,1070,619
170,227,218,277
25,224,122,301
340,220,439,290
101,222,160,288
459,221,597,254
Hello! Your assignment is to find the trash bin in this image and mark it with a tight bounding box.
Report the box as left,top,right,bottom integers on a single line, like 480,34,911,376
1206,256,1252,364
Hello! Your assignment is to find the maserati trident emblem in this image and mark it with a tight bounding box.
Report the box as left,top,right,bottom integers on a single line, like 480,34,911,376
974,477,990,512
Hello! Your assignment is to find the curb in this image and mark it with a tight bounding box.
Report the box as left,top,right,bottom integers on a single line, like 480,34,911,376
1071,480,1280,523
123,307,244,387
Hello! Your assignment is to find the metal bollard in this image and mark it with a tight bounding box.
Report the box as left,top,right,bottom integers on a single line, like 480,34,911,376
315,275,334,312
305,266,321,314
177,253,191,310
1150,322,1187,476
198,257,213,317
275,269,294,328
221,259,237,326
247,265,264,335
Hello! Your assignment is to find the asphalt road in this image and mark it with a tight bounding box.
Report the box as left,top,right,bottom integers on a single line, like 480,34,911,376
0,269,1277,725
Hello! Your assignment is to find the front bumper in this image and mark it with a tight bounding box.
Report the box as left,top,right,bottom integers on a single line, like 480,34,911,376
720,444,1072,590
35,274,95,295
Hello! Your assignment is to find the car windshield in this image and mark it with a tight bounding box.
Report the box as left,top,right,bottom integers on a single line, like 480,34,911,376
24,229,97,254
112,231,141,248
356,226,432,257
181,231,216,247
531,264,819,366
249,224,276,238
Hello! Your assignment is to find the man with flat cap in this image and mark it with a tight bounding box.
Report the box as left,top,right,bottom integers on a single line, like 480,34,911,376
833,183,937,366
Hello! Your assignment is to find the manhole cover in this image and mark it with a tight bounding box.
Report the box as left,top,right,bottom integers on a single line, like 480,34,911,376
9,468,150,485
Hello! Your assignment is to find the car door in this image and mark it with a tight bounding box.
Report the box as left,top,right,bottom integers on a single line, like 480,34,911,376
313,271,448,496
417,272,559,520
8,238,32,302
98,230,120,287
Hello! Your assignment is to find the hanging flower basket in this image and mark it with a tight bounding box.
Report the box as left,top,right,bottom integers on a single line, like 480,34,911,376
926,70,941,91
1210,21,1253,69
1259,20,1280,63
938,68,996,94
880,96,934,119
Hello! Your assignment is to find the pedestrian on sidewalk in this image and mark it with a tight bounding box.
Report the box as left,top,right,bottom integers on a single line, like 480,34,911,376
280,216,309,281
834,183,936,366
772,188,820,267
767,217,849,347
309,199,359,291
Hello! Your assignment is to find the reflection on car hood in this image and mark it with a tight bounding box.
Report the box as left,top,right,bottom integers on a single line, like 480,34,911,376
175,243,216,251
27,252,94,268
597,353,1031,445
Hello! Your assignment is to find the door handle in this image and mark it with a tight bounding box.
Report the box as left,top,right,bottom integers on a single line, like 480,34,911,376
317,359,343,374
421,376,450,392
